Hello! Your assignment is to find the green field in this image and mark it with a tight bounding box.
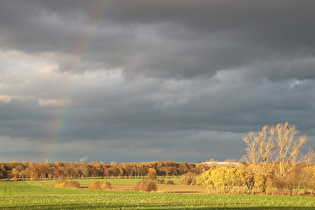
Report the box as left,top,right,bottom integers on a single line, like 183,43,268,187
0,180,314,209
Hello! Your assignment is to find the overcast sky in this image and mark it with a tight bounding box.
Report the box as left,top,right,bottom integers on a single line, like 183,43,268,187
0,0,314,163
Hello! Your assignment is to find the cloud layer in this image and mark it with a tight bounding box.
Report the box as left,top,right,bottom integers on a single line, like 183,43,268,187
0,0,314,162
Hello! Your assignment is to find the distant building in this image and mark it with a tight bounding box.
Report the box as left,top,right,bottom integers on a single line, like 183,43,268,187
201,161,238,166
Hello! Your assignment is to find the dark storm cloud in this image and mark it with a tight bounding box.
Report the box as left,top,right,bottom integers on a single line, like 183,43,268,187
2,73,313,141
0,99,57,139
1,0,314,162
247,57,315,81
1,0,315,79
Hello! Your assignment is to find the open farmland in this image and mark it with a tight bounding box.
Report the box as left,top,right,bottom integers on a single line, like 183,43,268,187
0,181,314,209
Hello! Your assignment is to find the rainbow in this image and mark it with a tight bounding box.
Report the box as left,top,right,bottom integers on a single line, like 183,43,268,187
46,1,115,162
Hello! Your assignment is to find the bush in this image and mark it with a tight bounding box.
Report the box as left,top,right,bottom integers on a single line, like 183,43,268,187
68,181,80,188
147,168,157,180
54,179,69,188
181,172,197,185
104,181,112,189
133,180,157,192
157,179,165,184
88,181,112,190
166,180,174,185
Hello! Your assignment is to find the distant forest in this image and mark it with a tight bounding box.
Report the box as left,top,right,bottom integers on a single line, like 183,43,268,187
0,161,210,180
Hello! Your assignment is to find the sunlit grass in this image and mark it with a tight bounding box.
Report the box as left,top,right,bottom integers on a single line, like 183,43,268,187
0,181,314,209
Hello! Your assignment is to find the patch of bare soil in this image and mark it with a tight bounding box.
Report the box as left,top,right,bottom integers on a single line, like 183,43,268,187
99,184,208,194
53,184,209,194
157,184,208,194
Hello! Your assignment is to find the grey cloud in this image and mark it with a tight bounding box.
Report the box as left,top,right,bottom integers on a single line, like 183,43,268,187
2,73,313,142
1,0,315,162
0,99,54,139
1,0,315,79
247,57,315,81
0,130,247,162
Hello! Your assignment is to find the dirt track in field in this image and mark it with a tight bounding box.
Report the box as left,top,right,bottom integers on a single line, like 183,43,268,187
81,184,209,194
156,184,208,194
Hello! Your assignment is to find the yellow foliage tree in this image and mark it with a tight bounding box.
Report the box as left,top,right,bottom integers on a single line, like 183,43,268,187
199,167,242,194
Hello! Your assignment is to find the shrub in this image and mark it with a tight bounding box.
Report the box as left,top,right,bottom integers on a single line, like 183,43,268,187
133,180,157,192
88,181,111,190
89,181,102,190
145,181,158,192
133,180,146,192
54,179,69,188
157,179,165,184
104,181,112,189
68,181,80,188
133,181,142,192
181,172,197,185
196,175,204,186
147,168,157,180
166,180,174,185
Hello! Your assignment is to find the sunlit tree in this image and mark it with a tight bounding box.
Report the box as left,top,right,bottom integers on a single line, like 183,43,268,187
243,122,308,181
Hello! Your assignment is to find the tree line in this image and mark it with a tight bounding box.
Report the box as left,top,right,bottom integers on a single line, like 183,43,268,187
0,160,209,180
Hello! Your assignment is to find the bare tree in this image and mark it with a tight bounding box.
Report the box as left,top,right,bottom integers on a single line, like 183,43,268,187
304,147,315,164
243,122,308,180
242,131,260,164
258,125,276,176
273,122,307,180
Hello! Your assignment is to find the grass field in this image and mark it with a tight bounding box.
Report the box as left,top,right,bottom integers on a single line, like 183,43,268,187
0,180,314,209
